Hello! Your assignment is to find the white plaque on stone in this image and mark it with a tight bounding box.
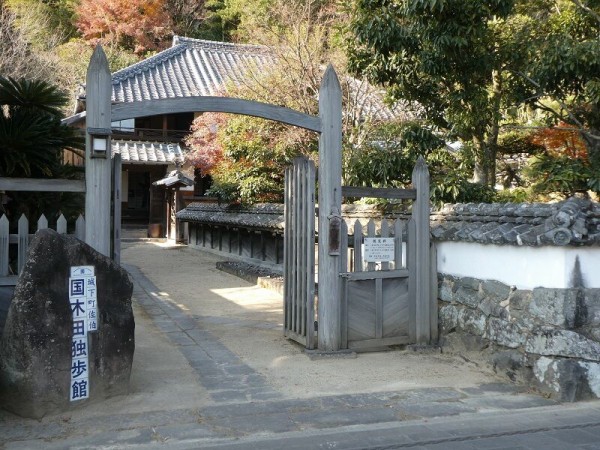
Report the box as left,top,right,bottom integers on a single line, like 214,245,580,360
70,266,95,277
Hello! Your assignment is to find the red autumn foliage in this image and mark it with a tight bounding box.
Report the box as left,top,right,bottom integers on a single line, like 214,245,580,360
529,122,588,160
76,0,173,54
184,112,228,173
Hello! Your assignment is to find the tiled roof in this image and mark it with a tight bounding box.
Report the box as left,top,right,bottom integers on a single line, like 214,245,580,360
106,36,406,122
431,197,600,247
177,198,600,247
111,37,272,102
176,203,285,231
343,77,416,122
112,140,184,165
153,169,194,187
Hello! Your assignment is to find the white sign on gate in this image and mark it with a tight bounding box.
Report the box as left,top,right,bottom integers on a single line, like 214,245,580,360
363,237,395,262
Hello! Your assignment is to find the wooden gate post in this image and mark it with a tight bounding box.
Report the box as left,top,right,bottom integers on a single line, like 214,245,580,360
317,65,343,351
112,153,122,263
412,156,431,344
85,46,112,257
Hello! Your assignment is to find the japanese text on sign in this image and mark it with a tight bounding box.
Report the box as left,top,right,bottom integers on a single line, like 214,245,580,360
68,265,98,401
362,237,395,262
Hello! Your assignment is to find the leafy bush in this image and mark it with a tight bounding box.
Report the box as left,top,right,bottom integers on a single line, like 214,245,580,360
524,153,593,198
507,124,600,199
195,114,317,205
495,187,530,203
0,76,84,230
345,122,494,208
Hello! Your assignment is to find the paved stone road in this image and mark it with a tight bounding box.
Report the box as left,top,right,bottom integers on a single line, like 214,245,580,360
3,257,600,449
122,266,600,450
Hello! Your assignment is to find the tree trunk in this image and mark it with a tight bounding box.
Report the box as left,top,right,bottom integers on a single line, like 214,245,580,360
472,135,498,187
472,135,488,185
581,129,600,166
473,70,502,187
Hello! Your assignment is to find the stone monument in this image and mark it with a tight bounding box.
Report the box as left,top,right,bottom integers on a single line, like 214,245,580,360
0,229,135,418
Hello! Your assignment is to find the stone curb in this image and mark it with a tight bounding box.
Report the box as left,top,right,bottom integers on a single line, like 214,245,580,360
215,261,284,295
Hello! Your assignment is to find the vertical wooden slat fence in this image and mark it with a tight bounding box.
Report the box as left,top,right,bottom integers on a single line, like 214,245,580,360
0,215,8,277
283,157,316,349
113,153,122,264
0,213,85,285
17,215,29,275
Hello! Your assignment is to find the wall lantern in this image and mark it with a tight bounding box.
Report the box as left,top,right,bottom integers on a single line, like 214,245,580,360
87,127,112,159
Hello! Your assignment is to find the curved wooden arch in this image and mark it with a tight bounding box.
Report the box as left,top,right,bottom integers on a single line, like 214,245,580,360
111,97,322,133
85,46,347,352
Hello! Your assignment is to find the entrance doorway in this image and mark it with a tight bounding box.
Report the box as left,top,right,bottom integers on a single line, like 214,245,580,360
122,166,168,227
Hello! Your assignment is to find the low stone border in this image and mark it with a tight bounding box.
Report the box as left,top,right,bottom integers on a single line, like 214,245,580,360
216,261,284,295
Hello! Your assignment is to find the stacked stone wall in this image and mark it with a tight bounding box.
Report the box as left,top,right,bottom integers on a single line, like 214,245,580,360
438,274,600,401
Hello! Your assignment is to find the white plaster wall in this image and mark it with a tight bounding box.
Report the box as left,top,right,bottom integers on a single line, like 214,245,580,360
436,241,600,289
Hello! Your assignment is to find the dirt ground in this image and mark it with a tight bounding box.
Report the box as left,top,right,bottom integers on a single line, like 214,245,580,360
0,240,504,428
121,241,501,400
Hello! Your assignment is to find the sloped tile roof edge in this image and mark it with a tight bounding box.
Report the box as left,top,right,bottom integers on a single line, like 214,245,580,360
176,203,285,230
111,139,185,164
431,197,600,247
111,36,271,85
111,44,189,84
173,36,270,54
177,198,600,246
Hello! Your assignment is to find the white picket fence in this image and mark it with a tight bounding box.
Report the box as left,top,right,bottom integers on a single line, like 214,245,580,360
0,213,85,284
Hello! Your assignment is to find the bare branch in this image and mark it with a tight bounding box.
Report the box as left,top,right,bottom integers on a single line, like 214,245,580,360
570,0,600,29
514,70,586,129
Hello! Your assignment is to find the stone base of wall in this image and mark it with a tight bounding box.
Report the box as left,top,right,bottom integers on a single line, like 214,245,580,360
438,274,600,401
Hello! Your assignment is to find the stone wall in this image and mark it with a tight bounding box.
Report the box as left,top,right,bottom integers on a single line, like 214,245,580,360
438,274,600,401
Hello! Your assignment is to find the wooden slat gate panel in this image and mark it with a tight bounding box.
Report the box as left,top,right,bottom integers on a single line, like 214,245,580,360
338,157,434,350
283,157,316,349
340,218,415,350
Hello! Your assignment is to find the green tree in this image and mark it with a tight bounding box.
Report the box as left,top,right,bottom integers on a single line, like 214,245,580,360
346,0,600,193
0,77,84,222
512,0,600,193
194,0,271,42
344,121,495,206
346,0,517,187
6,0,78,48
0,4,60,82
165,0,208,38
213,115,315,203
185,0,348,204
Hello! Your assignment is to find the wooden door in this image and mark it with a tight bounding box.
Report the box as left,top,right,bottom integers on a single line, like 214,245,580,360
283,157,316,349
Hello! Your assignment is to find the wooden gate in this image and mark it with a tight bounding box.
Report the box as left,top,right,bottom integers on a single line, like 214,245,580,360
283,157,316,349
338,157,435,350
339,218,416,350
282,157,435,351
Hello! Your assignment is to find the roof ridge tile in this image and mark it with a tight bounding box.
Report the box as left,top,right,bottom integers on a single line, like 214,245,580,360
112,45,189,84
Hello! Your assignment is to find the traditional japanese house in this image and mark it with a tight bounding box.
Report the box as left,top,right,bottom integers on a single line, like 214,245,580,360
63,37,274,231
63,36,410,234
